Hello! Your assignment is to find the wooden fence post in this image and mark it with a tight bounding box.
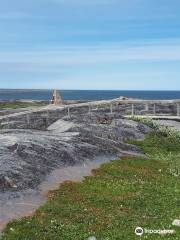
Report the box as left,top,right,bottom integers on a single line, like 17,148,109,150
131,104,134,116
145,104,149,111
67,107,70,118
153,104,156,115
177,103,180,116
88,105,91,114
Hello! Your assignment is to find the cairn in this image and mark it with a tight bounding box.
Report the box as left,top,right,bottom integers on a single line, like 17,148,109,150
51,90,63,106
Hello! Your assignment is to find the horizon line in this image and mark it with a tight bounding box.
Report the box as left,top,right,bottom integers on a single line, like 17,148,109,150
0,88,180,92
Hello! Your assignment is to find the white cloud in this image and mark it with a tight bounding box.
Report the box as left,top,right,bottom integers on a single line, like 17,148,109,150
0,40,180,69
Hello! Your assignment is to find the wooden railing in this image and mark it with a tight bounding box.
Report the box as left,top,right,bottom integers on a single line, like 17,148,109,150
1,99,180,126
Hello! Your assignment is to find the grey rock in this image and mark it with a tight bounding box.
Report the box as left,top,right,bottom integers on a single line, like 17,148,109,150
0,107,151,192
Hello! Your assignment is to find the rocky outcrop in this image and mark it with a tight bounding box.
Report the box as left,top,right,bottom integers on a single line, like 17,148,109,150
0,107,151,192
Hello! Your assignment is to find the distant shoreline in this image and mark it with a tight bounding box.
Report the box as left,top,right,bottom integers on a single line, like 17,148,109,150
1,89,180,101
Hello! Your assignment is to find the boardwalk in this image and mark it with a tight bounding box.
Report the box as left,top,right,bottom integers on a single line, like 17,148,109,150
124,115,180,121
153,120,180,131
0,98,180,122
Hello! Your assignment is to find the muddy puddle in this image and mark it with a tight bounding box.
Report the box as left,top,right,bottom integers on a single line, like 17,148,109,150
0,157,113,232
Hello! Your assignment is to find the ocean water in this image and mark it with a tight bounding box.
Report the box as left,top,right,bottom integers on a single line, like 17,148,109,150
0,89,180,101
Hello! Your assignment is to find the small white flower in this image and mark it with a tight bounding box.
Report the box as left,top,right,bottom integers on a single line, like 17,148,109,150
172,219,180,227
51,219,56,224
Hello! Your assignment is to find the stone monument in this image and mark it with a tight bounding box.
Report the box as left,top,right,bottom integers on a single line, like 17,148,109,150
51,90,63,105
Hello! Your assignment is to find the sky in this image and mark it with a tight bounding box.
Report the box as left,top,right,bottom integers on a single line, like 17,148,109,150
0,0,180,90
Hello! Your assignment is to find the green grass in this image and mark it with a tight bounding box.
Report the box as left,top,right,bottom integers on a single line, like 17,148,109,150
0,102,47,110
1,130,180,239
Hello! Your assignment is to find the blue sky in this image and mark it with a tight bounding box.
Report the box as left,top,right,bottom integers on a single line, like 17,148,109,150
0,0,180,90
